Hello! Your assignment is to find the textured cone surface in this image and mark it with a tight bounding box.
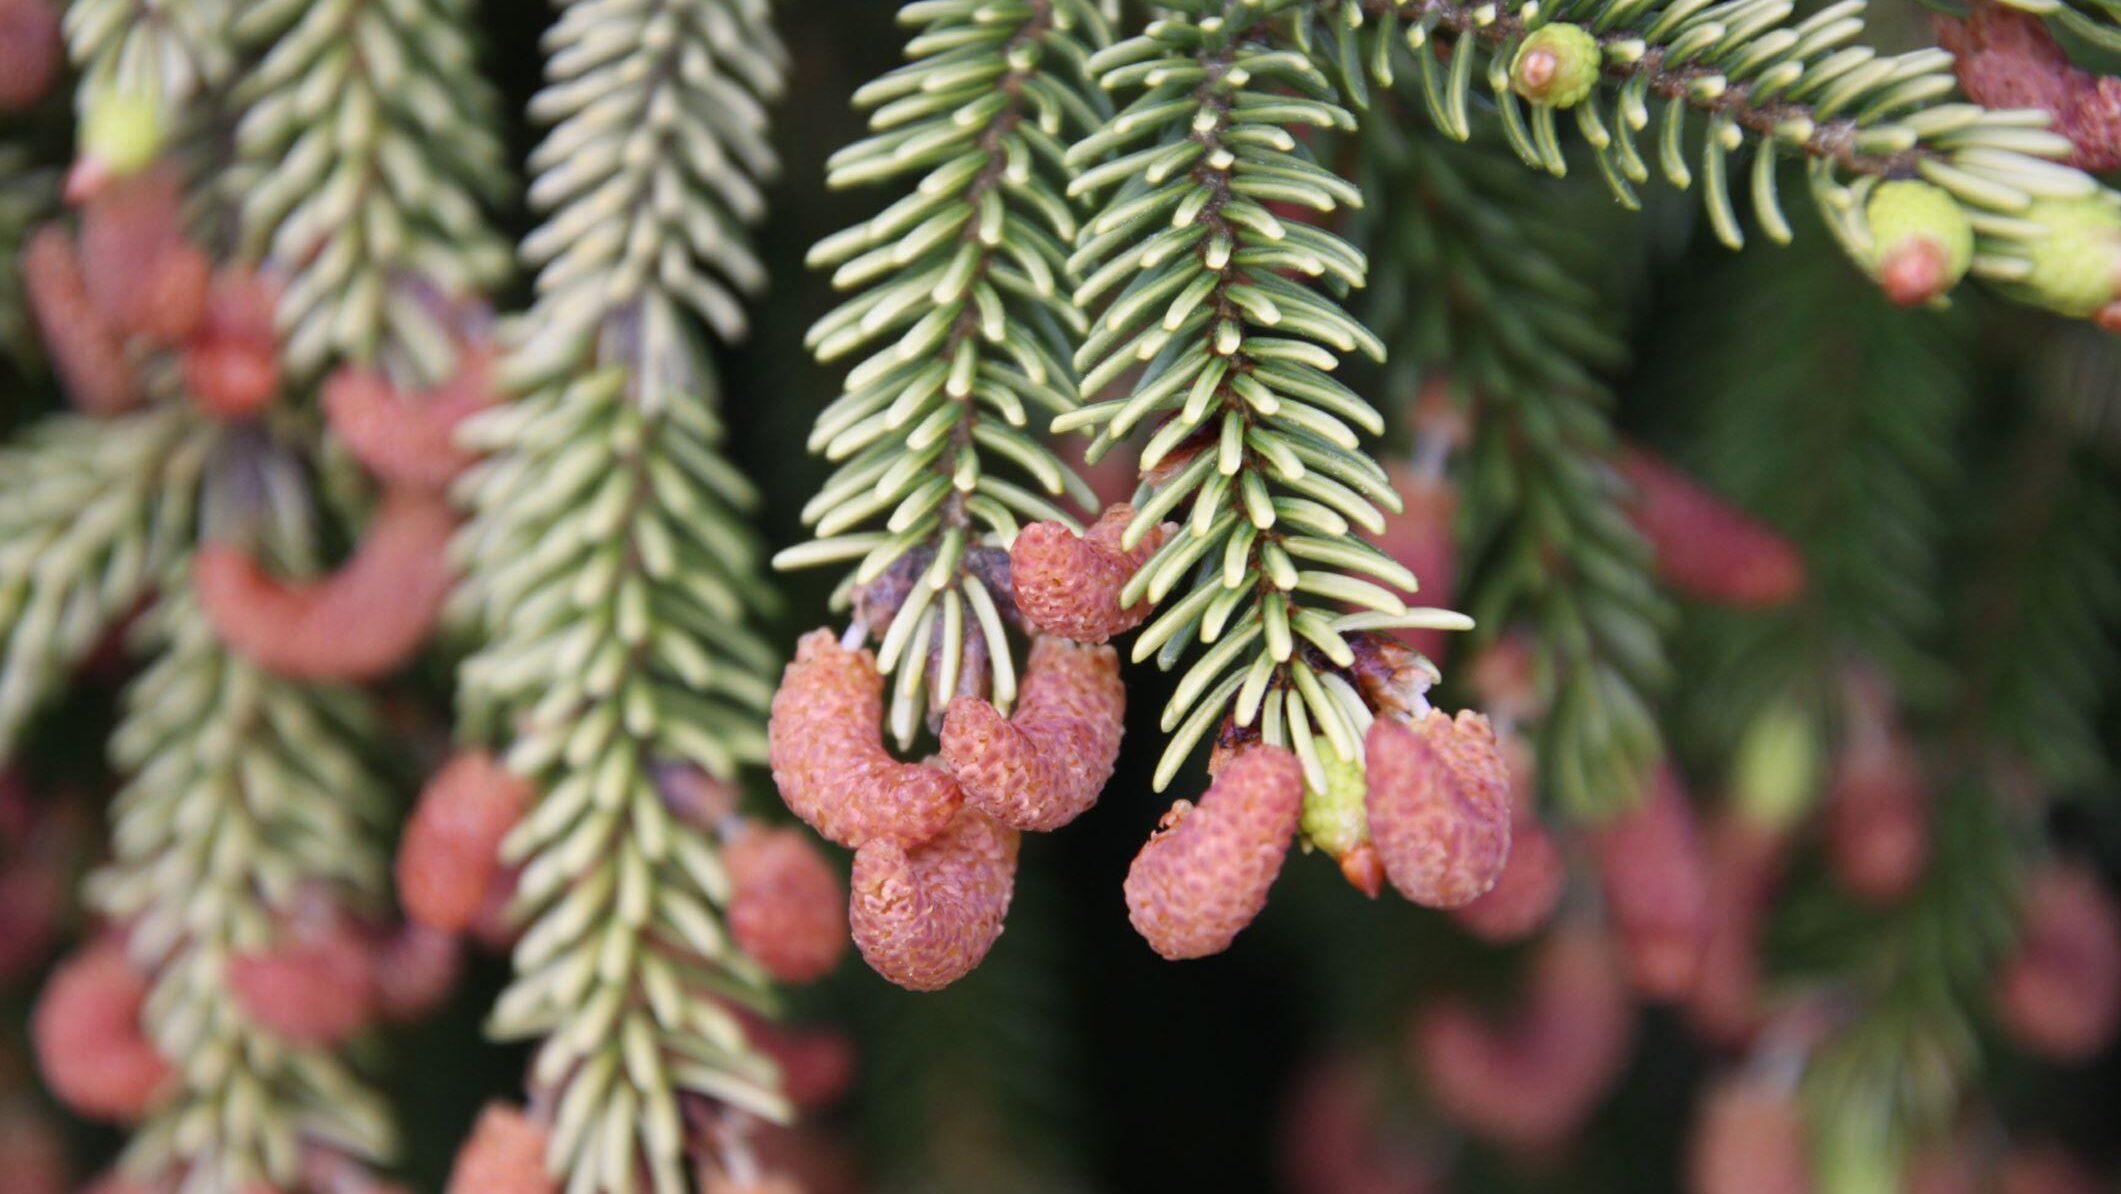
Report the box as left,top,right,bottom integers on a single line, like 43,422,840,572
1510,23,1602,108
942,637,1125,831
849,808,1019,991
1010,505,1169,643
768,630,962,848
1365,711,1511,909
1124,746,1304,960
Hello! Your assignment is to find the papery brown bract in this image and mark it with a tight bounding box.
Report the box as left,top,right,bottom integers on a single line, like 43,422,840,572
396,751,533,934
1375,465,1457,664
445,1104,556,1194
1995,862,2121,1061
1365,711,1511,909
725,823,848,985
321,346,499,492
1683,813,1790,1049
1936,1,2121,172
1411,930,1636,1149
30,942,173,1122
1124,746,1304,960
767,630,962,849
23,227,142,415
940,636,1124,831
849,808,1018,991
1009,504,1170,643
1686,1077,1814,1194
1591,764,1711,1000
1618,448,1806,608
1343,633,1437,722
194,489,458,680
227,918,379,1046
0,0,61,110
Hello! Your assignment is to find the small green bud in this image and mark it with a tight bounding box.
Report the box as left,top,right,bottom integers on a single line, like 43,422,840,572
2019,198,2121,318
1730,700,1817,830
1299,745,1369,860
1864,180,1972,307
1510,24,1602,109
81,89,166,178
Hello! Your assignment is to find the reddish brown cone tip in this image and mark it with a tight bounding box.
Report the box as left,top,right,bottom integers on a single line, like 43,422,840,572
1879,239,1951,307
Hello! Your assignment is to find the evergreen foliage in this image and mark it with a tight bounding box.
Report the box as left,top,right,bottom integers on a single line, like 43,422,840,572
782,0,1113,739
452,1,797,1189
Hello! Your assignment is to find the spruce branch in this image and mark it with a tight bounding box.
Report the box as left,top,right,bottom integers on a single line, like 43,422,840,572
1063,1,1472,797
227,0,513,381
63,0,232,124
1288,0,2121,319
780,0,1114,746
1656,218,1970,760
0,409,211,761
1350,113,1670,817
87,503,398,1193
453,1,795,1188
1781,778,2022,1176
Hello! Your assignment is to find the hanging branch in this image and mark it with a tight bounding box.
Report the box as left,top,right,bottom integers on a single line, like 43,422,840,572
64,0,231,105
779,0,1112,746
0,411,209,758
227,0,512,381
1064,1,1470,796
1349,108,1670,818
1288,0,2121,322
84,448,400,1193
1656,215,1970,760
453,0,797,1187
